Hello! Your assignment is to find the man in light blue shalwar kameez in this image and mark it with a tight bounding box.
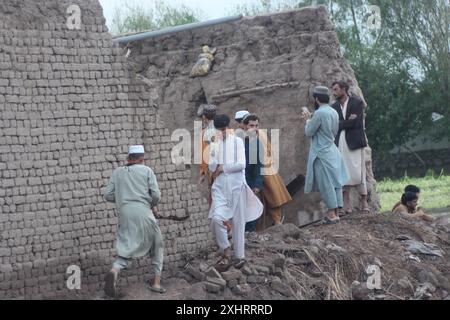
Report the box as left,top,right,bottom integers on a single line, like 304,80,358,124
103,145,166,297
301,86,349,224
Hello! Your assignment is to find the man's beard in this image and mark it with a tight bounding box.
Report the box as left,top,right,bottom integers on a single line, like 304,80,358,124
314,101,320,110
247,130,257,138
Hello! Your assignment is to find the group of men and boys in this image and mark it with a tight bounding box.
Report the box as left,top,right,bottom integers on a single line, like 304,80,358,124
197,105,292,270
101,81,432,297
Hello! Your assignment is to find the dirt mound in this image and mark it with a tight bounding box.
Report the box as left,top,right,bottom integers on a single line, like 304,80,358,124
52,213,450,300
173,213,449,300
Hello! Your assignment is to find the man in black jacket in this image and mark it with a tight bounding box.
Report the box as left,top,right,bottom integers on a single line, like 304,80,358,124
331,81,369,214
242,114,264,232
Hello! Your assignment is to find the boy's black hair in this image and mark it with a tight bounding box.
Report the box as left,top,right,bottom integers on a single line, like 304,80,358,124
404,185,420,194
214,114,231,129
401,191,418,205
313,93,330,104
128,153,144,161
243,114,259,125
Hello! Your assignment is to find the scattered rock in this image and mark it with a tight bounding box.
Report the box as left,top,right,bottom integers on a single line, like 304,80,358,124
368,256,382,267
266,223,303,240
271,276,281,282
205,267,222,280
305,245,320,255
435,274,450,291
183,283,207,300
351,281,372,300
387,241,397,249
414,282,436,300
272,256,286,268
176,271,194,282
408,255,421,263
185,265,206,281
205,282,221,294
308,239,325,247
396,235,412,241
398,277,413,290
404,240,444,257
90,210,450,300
199,262,209,273
241,265,252,276
222,287,234,299
274,267,284,278
326,243,347,253
232,284,251,296
221,268,242,282
418,270,439,287
271,279,293,297
253,265,270,274
227,279,238,289
246,232,273,243
247,275,267,284
206,277,226,289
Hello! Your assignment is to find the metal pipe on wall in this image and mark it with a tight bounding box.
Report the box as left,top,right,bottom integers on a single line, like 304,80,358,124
113,15,243,44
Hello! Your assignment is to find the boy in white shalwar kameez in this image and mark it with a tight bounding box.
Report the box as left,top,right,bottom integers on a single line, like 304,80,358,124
208,114,263,270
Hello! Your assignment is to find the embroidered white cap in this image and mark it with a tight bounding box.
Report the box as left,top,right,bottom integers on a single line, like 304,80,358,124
128,145,145,154
235,110,250,120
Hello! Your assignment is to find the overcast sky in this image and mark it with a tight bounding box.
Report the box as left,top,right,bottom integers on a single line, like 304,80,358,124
99,0,261,26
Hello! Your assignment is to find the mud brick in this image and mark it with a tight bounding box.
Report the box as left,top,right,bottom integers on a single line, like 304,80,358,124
206,277,226,289
221,268,243,282
205,282,221,293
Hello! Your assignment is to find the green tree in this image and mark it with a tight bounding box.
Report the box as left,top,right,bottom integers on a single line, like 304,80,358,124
370,0,450,139
110,1,203,35
232,0,450,166
230,0,333,16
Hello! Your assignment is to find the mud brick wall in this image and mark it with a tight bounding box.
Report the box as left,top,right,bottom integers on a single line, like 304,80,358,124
123,6,381,223
0,0,210,299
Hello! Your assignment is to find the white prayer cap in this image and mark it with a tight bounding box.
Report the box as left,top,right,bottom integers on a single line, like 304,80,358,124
128,145,145,154
235,110,250,120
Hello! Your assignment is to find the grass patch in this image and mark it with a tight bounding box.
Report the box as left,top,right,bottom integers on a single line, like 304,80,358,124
377,170,450,213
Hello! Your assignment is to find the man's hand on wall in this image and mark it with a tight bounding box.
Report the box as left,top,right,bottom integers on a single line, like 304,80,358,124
152,207,161,218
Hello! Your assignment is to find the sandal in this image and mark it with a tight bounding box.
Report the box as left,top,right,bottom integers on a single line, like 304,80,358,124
149,285,167,294
319,216,340,225
232,258,247,269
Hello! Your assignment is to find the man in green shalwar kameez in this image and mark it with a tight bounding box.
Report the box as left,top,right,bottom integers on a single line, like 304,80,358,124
104,145,165,297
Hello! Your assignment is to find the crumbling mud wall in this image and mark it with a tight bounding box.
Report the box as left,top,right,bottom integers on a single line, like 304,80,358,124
0,0,210,299
122,6,381,225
